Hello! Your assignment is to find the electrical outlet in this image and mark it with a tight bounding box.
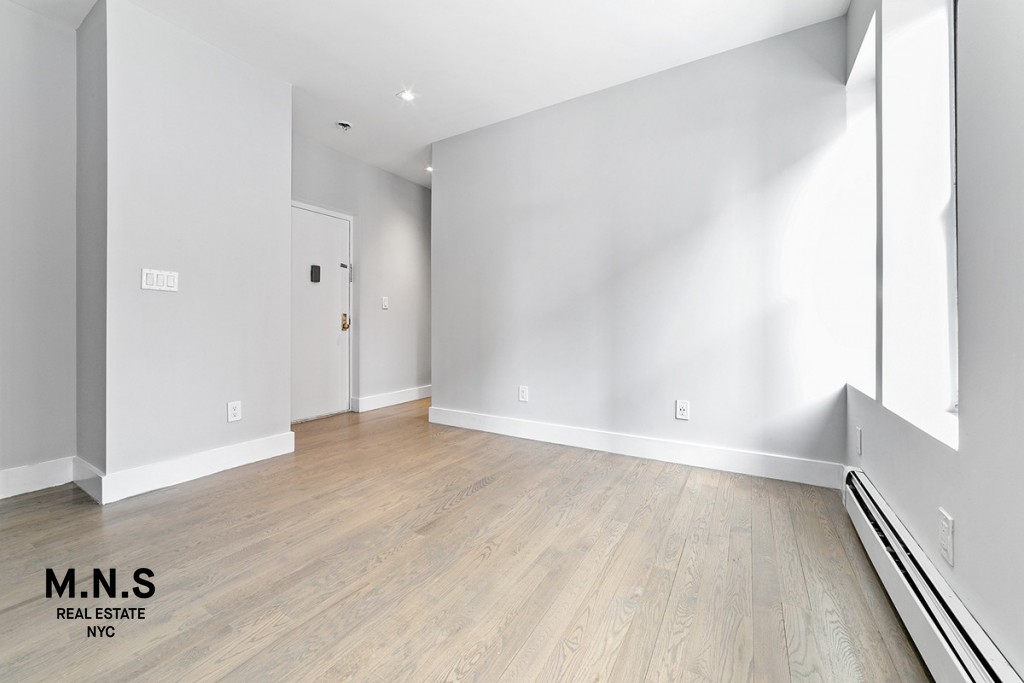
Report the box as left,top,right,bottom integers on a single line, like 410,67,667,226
856,427,863,456
518,385,529,402
939,508,954,566
227,401,242,423
675,400,690,420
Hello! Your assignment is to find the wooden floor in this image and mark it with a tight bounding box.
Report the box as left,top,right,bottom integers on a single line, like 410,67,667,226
0,399,930,682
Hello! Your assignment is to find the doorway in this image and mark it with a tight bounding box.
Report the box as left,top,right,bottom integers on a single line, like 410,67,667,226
291,202,353,422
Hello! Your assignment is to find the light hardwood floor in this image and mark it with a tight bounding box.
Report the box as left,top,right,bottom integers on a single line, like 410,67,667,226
0,399,930,682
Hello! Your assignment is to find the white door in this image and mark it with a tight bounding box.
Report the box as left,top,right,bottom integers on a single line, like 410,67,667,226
291,204,351,422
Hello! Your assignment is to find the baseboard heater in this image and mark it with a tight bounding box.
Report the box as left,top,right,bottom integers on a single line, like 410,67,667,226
844,469,1022,683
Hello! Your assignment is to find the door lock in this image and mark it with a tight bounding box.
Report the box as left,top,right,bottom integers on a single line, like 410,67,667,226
341,313,350,331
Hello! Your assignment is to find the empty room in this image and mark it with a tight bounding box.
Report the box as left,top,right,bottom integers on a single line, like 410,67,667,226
1,0,1022,680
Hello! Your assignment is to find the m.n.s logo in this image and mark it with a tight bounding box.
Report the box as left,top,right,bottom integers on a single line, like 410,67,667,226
45,568,156,599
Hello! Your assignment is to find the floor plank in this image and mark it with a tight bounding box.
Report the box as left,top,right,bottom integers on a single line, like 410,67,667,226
751,477,791,683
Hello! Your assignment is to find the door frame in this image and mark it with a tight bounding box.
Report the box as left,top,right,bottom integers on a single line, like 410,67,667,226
291,200,356,414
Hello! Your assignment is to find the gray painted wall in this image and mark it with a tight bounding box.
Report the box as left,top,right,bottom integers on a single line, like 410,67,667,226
76,0,107,472
848,0,1024,671
431,17,875,465
0,1,77,471
292,134,432,401
100,0,293,472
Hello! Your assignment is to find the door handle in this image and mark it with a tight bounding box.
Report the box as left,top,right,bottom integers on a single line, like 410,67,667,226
341,313,350,331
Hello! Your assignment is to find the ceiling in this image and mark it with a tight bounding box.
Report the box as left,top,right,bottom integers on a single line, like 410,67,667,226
16,0,851,188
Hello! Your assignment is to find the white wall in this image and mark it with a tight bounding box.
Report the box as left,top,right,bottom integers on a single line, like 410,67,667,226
848,0,1024,671
292,133,431,405
97,0,293,474
431,17,875,473
0,1,77,473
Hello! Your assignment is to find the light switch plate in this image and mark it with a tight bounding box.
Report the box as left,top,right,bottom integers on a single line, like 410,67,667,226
939,507,954,566
142,268,179,292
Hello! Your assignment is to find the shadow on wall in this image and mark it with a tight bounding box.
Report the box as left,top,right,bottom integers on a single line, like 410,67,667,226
765,388,848,465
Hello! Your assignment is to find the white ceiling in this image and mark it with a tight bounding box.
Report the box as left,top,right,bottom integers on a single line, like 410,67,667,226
16,0,851,188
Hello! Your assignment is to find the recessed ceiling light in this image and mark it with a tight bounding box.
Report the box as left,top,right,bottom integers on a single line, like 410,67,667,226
425,166,433,173
396,89,416,102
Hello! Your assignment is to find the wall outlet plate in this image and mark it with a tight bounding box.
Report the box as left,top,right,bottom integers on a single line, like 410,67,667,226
675,400,690,420
518,385,529,402
939,507,954,566
227,401,242,423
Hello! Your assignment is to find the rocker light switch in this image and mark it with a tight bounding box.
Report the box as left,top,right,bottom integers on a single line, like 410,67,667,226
141,269,179,292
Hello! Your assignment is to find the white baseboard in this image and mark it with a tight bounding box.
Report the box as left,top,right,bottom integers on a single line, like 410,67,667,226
73,457,105,503
0,456,75,500
353,384,431,413
1,432,295,505
429,407,844,489
75,432,295,504
3,434,296,505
